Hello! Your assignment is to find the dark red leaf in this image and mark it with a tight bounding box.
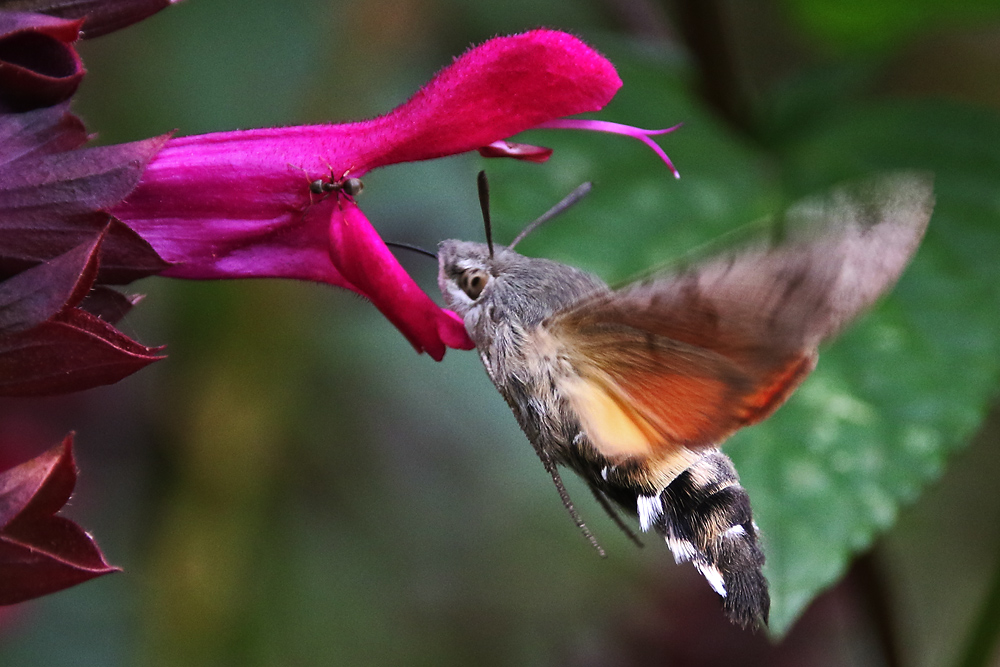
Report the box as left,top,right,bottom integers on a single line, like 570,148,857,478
54,305,159,353
0,230,101,334
0,226,165,395
0,0,175,39
94,217,170,283
0,134,170,214
0,130,172,282
0,435,118,605
78,285,141,324
0,215,170,283
0,436,73,524
0,102,86,163
0,309,164,396
0,12,84,112
0,9,79,42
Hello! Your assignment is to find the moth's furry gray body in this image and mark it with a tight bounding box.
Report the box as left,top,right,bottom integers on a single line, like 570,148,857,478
438,241,768,627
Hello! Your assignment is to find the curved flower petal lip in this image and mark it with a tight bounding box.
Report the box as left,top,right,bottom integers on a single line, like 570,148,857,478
357,28,622,171
328,203,473,360
537,119,682,178
0,13,85,112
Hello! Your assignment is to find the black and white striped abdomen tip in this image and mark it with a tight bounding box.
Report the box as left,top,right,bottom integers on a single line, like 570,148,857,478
636,451,770,629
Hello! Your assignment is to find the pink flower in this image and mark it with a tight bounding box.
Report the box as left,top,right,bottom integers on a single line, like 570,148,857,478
114,29,677,360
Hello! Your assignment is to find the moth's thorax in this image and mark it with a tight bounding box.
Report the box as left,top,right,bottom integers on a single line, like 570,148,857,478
437,239,610,464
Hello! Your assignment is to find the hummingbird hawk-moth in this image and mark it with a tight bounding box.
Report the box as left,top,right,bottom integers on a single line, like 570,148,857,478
436,172,933,628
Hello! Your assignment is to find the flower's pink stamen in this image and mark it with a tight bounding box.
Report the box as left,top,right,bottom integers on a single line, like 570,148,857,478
537,119,682,178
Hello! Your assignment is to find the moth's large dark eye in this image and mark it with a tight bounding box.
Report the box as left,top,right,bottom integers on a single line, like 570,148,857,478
459,268,489,300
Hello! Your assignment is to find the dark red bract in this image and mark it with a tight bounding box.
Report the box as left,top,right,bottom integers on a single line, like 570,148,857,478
0,435,118,605
0,229,164,396
0,12,84,112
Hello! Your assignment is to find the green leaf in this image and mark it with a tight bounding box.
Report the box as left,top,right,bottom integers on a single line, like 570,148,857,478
779,0,1000,53
739,99,1000,632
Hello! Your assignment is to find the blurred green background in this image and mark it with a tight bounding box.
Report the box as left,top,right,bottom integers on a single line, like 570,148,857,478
2,0,1000,665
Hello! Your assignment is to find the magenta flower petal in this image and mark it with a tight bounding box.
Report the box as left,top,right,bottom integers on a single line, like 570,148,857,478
328,202,473,360
114,30,622,358
358,29,622,170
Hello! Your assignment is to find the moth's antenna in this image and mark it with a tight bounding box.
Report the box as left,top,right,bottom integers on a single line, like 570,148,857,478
509,182,592,250
477,170,494,259
385,241,437,260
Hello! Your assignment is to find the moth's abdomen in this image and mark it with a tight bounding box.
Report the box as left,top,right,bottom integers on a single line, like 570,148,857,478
610,451,769,628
